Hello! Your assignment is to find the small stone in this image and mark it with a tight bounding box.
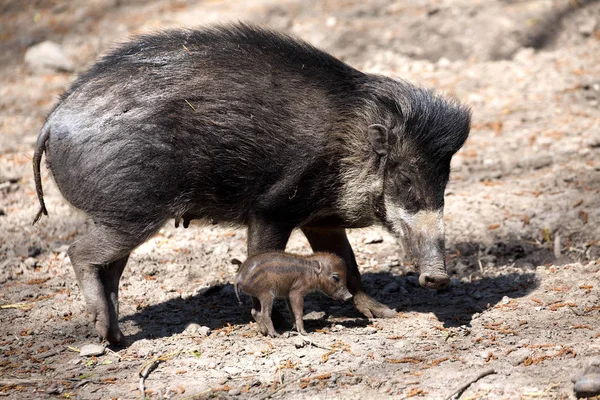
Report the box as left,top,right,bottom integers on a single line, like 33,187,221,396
500,296,511,305
80,344,105,357
304,311,326,321
183,323,211,337
331,324,344,332
364,327,378,335
509,348,531,366
573,363,600,397
293,336,307,349
364,232,383,244
229,388,242,396
208,361,217,369
25,41,74,73
46,383,63,395
24,257,37,268
579,17,598,36
27,246,42,258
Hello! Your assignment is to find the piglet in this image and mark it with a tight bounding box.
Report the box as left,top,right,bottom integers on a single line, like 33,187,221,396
235,252,353,337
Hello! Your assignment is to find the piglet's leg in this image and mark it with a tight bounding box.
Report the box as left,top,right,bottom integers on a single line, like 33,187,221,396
288,291,307,335
251,297,268,336
259,295,279,337
247,216,294,329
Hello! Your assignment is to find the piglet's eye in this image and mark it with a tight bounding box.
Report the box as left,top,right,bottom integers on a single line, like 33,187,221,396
331,274,340,283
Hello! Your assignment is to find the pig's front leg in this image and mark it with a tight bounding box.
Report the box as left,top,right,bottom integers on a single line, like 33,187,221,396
302,227,397,318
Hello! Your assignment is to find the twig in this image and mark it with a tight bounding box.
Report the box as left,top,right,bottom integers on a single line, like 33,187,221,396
445,368,496,400
0,303,32,310
138,350,185,399
139,359,162,399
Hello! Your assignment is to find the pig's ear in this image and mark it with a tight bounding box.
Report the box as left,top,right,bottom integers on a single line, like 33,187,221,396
367,124,392,156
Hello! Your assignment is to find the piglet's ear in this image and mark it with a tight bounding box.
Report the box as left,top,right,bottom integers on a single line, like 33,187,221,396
315,261,323,275
368,124,390,156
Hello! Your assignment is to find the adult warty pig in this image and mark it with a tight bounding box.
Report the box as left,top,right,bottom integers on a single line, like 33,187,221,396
33,24,471,345
235,252,352,337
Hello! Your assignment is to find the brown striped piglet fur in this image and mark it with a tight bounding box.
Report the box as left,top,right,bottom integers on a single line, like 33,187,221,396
235,252,352,337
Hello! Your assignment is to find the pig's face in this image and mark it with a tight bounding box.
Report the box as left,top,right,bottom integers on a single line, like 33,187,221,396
315,255,353,301
367,91,470,290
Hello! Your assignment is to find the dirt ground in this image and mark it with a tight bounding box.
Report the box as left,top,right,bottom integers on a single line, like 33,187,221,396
1,0,600,399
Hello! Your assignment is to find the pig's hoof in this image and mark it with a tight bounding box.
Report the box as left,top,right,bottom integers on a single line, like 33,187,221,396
95,321,126,346
353,292,396,318
418,272,450,289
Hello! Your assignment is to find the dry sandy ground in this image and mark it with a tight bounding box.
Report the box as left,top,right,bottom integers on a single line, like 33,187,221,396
1,0,599,399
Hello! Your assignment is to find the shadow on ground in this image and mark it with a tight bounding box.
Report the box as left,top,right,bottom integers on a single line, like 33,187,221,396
120,268,538,344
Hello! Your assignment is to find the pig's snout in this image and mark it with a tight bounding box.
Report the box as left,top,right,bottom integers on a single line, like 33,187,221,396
418,271,450,289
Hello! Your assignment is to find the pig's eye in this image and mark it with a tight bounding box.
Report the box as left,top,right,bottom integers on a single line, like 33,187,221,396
331,274,340,283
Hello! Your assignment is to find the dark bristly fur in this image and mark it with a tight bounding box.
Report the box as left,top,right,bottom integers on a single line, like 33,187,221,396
32,23,470,345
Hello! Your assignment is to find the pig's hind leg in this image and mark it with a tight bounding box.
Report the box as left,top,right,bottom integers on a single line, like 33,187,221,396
68,221,162,345
302,227,397,319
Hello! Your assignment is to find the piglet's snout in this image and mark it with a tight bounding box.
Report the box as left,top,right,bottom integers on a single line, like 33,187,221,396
335,288,353,302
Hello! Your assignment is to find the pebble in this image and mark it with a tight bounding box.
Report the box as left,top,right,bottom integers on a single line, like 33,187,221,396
293,336,307,349
579,17,598,36
508,348,531,366
24,41,74,73
364,327,378,335
364,232,383,244
46,383,63,395
80,344,106,357
183,323,211,337
24,257,37,268
304,311,326,321
228,388,241,396
573,363,600,397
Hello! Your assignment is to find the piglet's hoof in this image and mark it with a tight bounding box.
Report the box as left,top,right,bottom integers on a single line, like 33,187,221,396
353,291,396,318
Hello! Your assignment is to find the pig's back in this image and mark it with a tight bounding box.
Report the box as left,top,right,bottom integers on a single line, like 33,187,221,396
44,24,366,226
